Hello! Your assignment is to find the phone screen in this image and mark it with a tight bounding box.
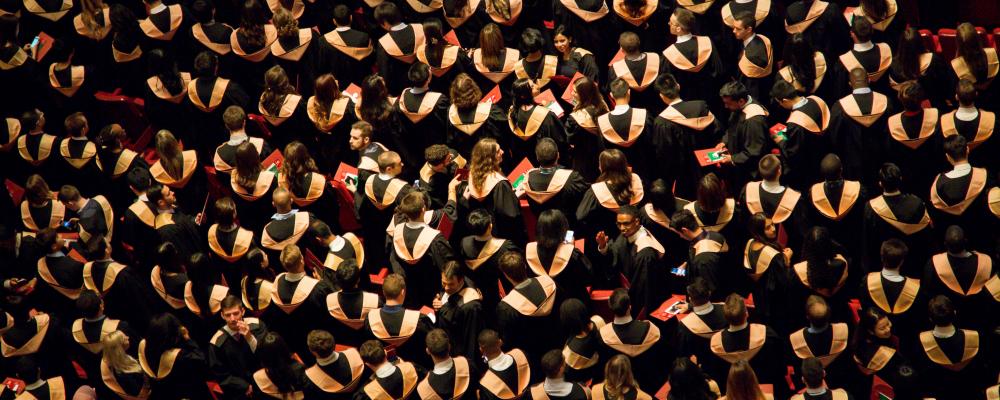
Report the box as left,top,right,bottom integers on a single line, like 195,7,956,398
564,230,574,243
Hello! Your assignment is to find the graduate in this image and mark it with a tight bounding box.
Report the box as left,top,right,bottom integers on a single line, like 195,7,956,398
213,106,272,187
505,78,568,167
374,3,425,94
56,113,102,197
524,210,591,302
738,155,806,248
790,357,854,400
18,175,65,234
949,23,999,110
362,273,434,366
270,9,328,99
389,191,455,308
888,28,952,108
787,296,853,388
861,164,934,276
921,226,996,332
229,141,279,233
779,34,832,100
564,77,608,183
787,227,854,327
557,299,603,384
207,199,257,281
856,239,924,338
467,24,520,99
419,144,466,209
608,0,669,50
717,81,771,190
928,135,992,249
57,184,113,244
445,74,507,160
458,209,520,310
187,51,253,153
477,329,532,400
770,80,831,190
207,295,269,398
396,63,451,165
306,74,360,171
14,109,58,185
257,66,313,150
71,290,135,381
835,18,892,96
271,245,333,363
850,0,902,46
324,6,376,89
607,32,668,113
783,0,849,61
731,12,775,102
551,0,612,62
513,29,558,95
551,27,600,82
682,174,741,250
457,138,522,240
260,188,316,261
150,130,206,213
708,294,786,398
827,68,891,190
884,81,943,197
595,206,666,316
575,150,644,250
356,340,425,400
303,329,367,398
442,0,491,49
325,260,380,346
357,151,413,270
663,9,725,109
94,124,149,212
515,138,588,223
188,0,234,73
1,310,77,383
525,350,591,400
433,263,485,361
99,330,152,400
597,79,654,178
589,355,653,400
805,155,865,259
143,50,193,138
670,209,729,298
913,296,988,400
940,80,999,171
651,74,721,198
349,121,390,191
417,329,479,400
675,278,729,385
149,242,190,313
741,212,793,331
495,252,562,363
250,333,309,399
596,289,664,390
138,313,212,399
80,235,152,332
413,19,466,94
311,220,367,283
33,228,85,318
149,184,206,258
638,179,691,270
852,308,912,394
241,249,275,315
228,0,276,99
12,358,68,400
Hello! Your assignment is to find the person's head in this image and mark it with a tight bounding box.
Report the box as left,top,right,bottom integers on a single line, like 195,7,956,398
944,225,967,254
770,79,799,110
928,295,955,327
441,261,465,295
805,295,830,328
470,138,503,192
726,360,764,400
668,357,712,397
450,73,481,110
819,154,843,182
193,51,219,78
719,81,750,111
280,244,303,273
943,134,969,165
669,7,695,36
618,31,640,55
24,175,52,206
878,163,902,193
615,205,642,238
535,137,559,167
609,78,630,103
307,330,335,359
359,75,390,122
64,112,88,138
541,349,565,379
258,334,296,390
498,251,528,284
408,62,431,88
37,228,60,253
603,355,638,397
223,106,246,132
101,330,138,373
57,185,84,210
360,340,388,368
648,179,677,215
246,248,270,278
859,307,892,340
686,277,712,307
281,141,318,179
758,154,781,182
397,191,426,222
559,298,590,336
220,295,245,330
15,357,40,383
382,273,406,303
272,187,291,213
424,144,452,173
76,289,103,319
609,288,631,317
552,25,573,56
849,67,870,89
696,173,726,212
373,2,401,28
96,123,126,154
850,15,873,43
332,4,351,26
723,293,748,326
83,234,112,261
879,238,907,271
897,80,925,112
519,28,544,55
478,23,504,60
156,241,184,273
467,208,494,237
377,151,403,176
536,210,569,250
126,165,153,195
511,78,536,107
147,313,185,350
955,79,978,107
21,109,44,132
801,357,825,389
669,209,700,241
477,329,502,358
572,76,608,115
349,121,372,150
425,328,452,361
782,33,817,94
190,0,215,23
336,259,361,289
654,73,681,103
234,140,262,184
272,8,297,40
597,149,632,200
146,183,176,210
731,12,755,41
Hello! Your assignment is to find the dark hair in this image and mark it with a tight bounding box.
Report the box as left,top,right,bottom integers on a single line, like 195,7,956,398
880,238,907,270
956,23,988,81
238,0,269,48
851,16,873,42
307,330,335,358
769,79,798,101
696,173,726,212
719,81,749,101
15,357,39,382
857,306,887,342
187,252,220,318
802,227,845,291
193,51,219,78
944,225,966,254
618,31,640,54
147,48,184,95
609,78,630,99
25,175,51,206
598,149,634,204
723,294,747,325
669,209,698,232
618,204,640,220
535,138,559,166
336,259,361,288
609,288,630,316
620,0,647,18
510,78,536,107
648,179,678,215
672,8,695,32
801,357,825,388
422,19,447,66
262,65,297,117
467,208,494,236
894,27,928,81
359,75,392,125
258,333,302,393
559,298,591,336
519,28,544,54
819,154,843,181
783,33,817,94
146,313,185,357
234,141,263,191
407,62,431,87
655,73,680,99
805,295,830,327
374,2,401,25
878,163,902,192
758,154,781,181
956,79,978,105
686,278,711,306
927,295,954,326
748,212,782,250
498,251,528,283
76,289,102,318
572,77,608,119
536,210,569,251
541,350,565,379
667,357,716,400
359,340,387,364
332,4,351,25
190,0,214,23
425,329,451,358
157,242,185,273
943,134,968,161
733,12,755,31
897,80,925,111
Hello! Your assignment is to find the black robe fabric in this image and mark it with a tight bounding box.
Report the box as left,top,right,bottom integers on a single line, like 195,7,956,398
458,237,521,315
495,279,562,364
156,211,207,259
375,25,422,94
520,167,589,226
357,175,414,270
143,340,213,400
651,100,723,199
456,180,523,242
805,180,866,266
776,99,830,190
436,286,486,360
86,261,154,333
927,170,993,251
417,148,462,209
353,362,428,400
396,89,450,170
711,325,786,397
446,104,507,160
722,102,772,189
676,307,728,382
784,0,850,61
207,318,268,396
882,110,945,198
922,253,996,332
505,106,568,169
186,78,253,157
744,240,793,332
857,272,927,340
387,224,455,308
270,275,334,363
664,37,726,113
907,329,989,400
597,320,667,389
596,107,655,177
528,244,593,303
325,27,376,88
420,357,480,400
596,232,666,316
606,55,671,113
363,306,434,367
861,194,934,276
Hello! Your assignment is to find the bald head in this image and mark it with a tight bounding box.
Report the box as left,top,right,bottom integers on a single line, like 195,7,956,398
273,187,291,213
377,151,402,175
849,68,869,89
820,154,842,181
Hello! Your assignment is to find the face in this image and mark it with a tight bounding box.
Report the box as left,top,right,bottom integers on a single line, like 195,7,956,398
763,219,776,239
616,214,641,237
160,186,176,207
221,305,244,330
873,317,892,339
495,145,504,164
553,34,571,54
122,335,131,350
441,274,463,295
668,15,682,35
721,96,745,112
349,130,368,150
732,20,751,41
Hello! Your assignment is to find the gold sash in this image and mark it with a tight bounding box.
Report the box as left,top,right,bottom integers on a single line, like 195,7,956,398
0,315,49,357
416,356,471,400
270,29,313,61
743,241,779,280
513,55,557,88
789,323,848,366
929,168,987,216
854,345,895,375
305,348,364,393
852,0,897,31
230,25,278,62
501,275,557,316
253,369,305,399
415,44,459,77
146,72,191,104
838,92,888,127
365,176,407,210
137,340,180,379
368,309,420,347
465,238,507,270
663,36,713,72
838,43,892,82
480,350,530,399
683,200,734,231
397,90,443,123
59,139,97,169
592,173,644,210
738,35,773,78
869,195,931,235
83,261,125,294
377,24,425,64
787,96,830,134
866,272,918,314
183,282,228,315
71,318,119,354
101,359,151,400
681,310,722,339
214,137,264,173
611,55,659,91
323,30,373,61
323,232,365,271
392,223,441,264
138,5,183,40
919,330,978,371
48,64,85,97
37,257,82,299
23,0,71,20
721,0,770,27
364,362,420,400
20,200,64,232
940,110,995,150
599,322,660,357
809,180,860,220
598,108,646,147
473,48,520,83
192,23,233,55
612,0,658,26
525,242,573,277
950,48,999,88
779,52,827,94
150,266,186,309
187,78,230,112
559,0,609,21
744,182,800,224
793,256,849,296
508,105,550,140
150,150,198,188
270,274,320,313
519,168,573,203
710,324,766,363
449,103,491,135
784,0,828,33
931,252,991,296
258,94,302,126
327,291,378,330
261,212,310,250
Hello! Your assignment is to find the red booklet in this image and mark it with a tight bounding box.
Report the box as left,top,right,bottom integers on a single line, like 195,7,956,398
560,72,585,105
261,150,283,172
694,148,728,167
334,162,360,191
534,89,564,118
342,83,362,103
481,85,501,104
34,32,54,61
769,123,788,141
444,30,461,47
649,294,688,321
507,158,534,186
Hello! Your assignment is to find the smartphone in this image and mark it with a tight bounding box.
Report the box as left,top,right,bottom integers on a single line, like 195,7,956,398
666,300,687,314
454,168,469,181
62,220,75,229
670,266,687,276
564,230,574,244
30,36,39,49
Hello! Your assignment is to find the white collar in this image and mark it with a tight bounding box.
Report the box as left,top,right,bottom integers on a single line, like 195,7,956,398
734,0,753,3
70,136,89,141
882,190,901,197
881,269,904,283
138,194,149,202
285,272,305,282
807,323,829,334
743,96,755,107
675,33,693,43
613,315,633,325
48,250,65,258
432,358,454,374
627,227,646,244
611,104,630,115
693,303,714,315
487,353,513,370
84,315,107,323
228,131,248,145
329,235,346,252
149,3,167,13
742,33,756,48
317,351,340,366
728,322,749,332
544,378,574,396
792,97,809,110
271,209,299,221
409,87,428,95
668,98,683,106
761,180,784,193
852,87,872,95
157,206,175,215
404,221,427,229
624,52,646,62
25,380,46,391
390,23,407,31
377,173,396,180
335,26,351,32
805,387,828,396
932,325,956,339
956,106,980,121
853,41,875,52
945,162,972,179
375,362,397,378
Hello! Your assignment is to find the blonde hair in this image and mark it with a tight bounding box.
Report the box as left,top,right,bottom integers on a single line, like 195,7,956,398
603,355,639,400
102,331,142,374
469,138,501,194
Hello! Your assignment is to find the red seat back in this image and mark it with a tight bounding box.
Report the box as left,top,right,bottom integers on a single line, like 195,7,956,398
918,29,940,53
246,114,272,140
93,91,148,143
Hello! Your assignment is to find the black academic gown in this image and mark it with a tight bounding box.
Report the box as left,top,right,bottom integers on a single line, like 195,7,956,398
738,182,807,250
96,148,150,216
743,240,792,332
806,180,865,267
783,0,850,61
787,323,855,389
207,318,268,397
606,54,670,113
687,231,730,298
306,95,359,172
676,306,728,386
457,174,523,241
506,105,568,168
396,88,451,168
0,46,42,116
651,100,722,199
459,236,520,317
525,242,592,303
357,174,413,270
597,319,665,390
662,37,725,113
834,43,893,97
323,28,376,88
922,252,996,332
883,109,945,198
35,253,85,319
272,30,330,98
496,277,562,364
861,194,933,276
827,90,891,191
552,0,613,63
1,315,77,385
304,348,368,398
517,167,588,227
734,35,775,102
575,174,645,254
437,287,486,361
149,151,207,213
326,288,381,347
83,260,153,333
230,171,279,234
144,73,194,137
189,21,236,76
596,229,666,316
364,306,434,366
446,103,506,160
121,198,159,273
376,24,423,94
186,77,253,157
56,138,103,198
388,222,455,308
596,107,654,177
154,211,207,259
777,97,831,190
939,109,1000,171
857,272,925,341
270,274,333,363
788,256,854,326
909,329,987,400
416,356,478,400
708,324,786,397
137,339,212,400
722,102,771,189
261,211,317,264
354,362,425,400
477,350,531,400
417,148,464,209
928,168,992,251
638,201,691,272
565,110,604,183
887,52,952,110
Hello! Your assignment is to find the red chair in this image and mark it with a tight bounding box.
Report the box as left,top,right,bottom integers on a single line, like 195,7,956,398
329,180,361,232
995,28,1000,50
369,267,389,286
94,91,148,143
203,166,231,199
918,29,940,53
246,114,273,140
5,179,24,206
938,28,958,59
